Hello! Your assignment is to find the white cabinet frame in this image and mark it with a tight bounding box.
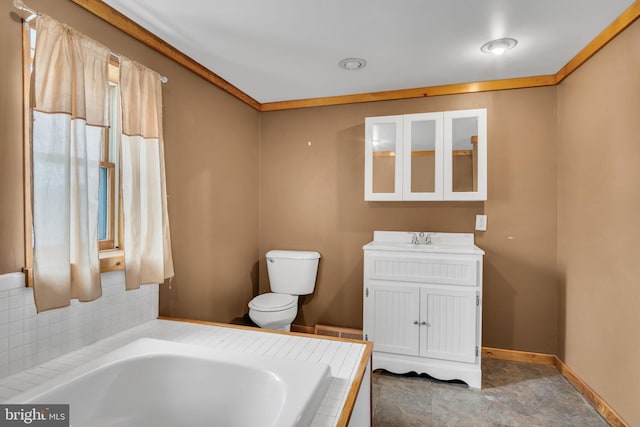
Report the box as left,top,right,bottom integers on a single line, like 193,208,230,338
402,112,444,201
364,115,403,201
364,108,487,201
443,109,487,200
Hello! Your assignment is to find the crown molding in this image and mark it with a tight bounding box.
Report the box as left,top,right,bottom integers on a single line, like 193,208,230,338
260,75,557,111
71,0,261,111
72,0,640,112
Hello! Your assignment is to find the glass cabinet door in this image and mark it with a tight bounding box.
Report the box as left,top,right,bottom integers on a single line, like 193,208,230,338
365,115,403,201
402,112,443,200
443,109,487,201
365,109,487,201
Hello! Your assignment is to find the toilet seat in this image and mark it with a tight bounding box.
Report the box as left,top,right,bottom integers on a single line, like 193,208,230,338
248,293,296,312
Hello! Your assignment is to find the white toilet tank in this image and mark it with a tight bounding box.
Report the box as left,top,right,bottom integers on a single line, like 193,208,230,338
266,250,321,295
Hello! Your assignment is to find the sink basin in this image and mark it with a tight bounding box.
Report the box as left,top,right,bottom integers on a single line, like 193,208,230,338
363,231,484,255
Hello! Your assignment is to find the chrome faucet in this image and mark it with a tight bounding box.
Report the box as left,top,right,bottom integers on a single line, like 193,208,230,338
410,232,433,245
424,232,432,245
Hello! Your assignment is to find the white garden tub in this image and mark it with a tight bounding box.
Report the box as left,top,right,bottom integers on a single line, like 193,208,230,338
6,338,331,427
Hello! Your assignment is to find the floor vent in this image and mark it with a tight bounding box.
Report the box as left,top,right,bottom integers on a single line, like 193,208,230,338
314,324,363,340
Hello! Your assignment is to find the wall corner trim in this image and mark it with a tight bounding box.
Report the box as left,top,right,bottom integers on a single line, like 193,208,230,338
483,347,630,427
553,356,630,427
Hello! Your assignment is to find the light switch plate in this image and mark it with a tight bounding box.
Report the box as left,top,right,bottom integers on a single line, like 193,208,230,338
475,215,487,231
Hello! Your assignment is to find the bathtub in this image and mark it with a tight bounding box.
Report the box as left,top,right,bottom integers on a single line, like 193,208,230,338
6,338,332,427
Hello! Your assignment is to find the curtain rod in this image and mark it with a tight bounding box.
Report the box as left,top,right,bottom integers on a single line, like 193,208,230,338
13,0,37,22
13,0,168,84
110,53,169,83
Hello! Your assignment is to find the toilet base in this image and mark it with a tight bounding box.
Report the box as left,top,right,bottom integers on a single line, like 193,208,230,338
248,306,297,332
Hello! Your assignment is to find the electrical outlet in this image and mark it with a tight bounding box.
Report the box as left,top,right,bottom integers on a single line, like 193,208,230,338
475,214,487,231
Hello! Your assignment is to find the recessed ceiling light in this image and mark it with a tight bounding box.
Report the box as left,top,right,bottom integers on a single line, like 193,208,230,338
339,58,367,71
481,38,517,56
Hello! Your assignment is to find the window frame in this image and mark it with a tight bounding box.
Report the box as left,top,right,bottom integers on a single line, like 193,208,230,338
98,159,116,251
98,60,126,272
22,23,34,285
99,82,122,252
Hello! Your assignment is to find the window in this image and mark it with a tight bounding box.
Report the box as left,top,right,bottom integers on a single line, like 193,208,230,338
23,24,124,285
98,83,121,251
24,13,173,310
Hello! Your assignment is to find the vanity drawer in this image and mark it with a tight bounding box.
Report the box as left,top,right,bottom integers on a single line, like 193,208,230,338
366,254,478,286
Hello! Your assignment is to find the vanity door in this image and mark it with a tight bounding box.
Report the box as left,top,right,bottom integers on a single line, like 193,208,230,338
443,109,487,200
402,112,444,200
365,281,420,356
419,287,477,363
365,115,404,201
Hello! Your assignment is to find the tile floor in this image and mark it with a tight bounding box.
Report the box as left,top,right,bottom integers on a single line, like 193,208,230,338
372,358,609,427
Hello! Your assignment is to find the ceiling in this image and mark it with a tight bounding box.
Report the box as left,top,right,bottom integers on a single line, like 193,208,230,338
102,0,634,104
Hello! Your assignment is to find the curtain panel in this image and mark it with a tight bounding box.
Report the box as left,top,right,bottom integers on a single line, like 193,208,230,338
32,15,110,312
119,58,174,290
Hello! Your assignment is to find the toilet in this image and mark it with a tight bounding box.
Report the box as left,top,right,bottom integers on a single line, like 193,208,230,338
248,250,321,332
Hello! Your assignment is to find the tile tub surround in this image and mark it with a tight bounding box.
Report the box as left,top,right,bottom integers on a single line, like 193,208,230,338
0,319,371,427
0,271,159,378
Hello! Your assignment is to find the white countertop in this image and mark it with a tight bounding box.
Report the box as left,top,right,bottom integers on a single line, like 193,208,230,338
363,231,484,255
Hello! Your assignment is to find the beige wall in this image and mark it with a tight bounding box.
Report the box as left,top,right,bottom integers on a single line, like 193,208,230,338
259,88,559,353
0,0,260,323
0,4,26,274
3,3,637,421
557,19,640,426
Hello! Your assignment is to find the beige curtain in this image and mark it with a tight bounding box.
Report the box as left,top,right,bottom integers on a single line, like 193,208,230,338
32,15,110,312
119,58,174,290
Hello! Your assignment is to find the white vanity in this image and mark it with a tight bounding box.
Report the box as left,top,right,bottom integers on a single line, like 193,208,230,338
363,231,484,388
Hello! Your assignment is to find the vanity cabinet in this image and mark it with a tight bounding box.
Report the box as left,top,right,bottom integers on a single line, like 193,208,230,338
363,231,484,388
364,109,487,201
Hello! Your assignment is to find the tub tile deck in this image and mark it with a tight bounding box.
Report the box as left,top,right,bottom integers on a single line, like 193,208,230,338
0,319,367,427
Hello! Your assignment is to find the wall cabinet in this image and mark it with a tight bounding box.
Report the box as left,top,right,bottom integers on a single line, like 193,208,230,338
364,109,487,201
363,231,484,388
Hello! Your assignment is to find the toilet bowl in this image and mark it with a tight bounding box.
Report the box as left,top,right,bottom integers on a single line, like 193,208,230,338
248,293,298,332
248,250,320,332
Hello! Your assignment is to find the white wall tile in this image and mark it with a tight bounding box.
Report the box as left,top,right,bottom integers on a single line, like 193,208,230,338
0,311,8,326
0,271,158,380
0,296,9,312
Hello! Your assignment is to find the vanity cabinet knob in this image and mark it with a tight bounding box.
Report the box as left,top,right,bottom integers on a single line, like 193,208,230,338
421,321,428,326
413,320,419,325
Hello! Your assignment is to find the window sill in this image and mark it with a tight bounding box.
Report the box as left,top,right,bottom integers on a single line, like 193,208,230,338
99,249,124,273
